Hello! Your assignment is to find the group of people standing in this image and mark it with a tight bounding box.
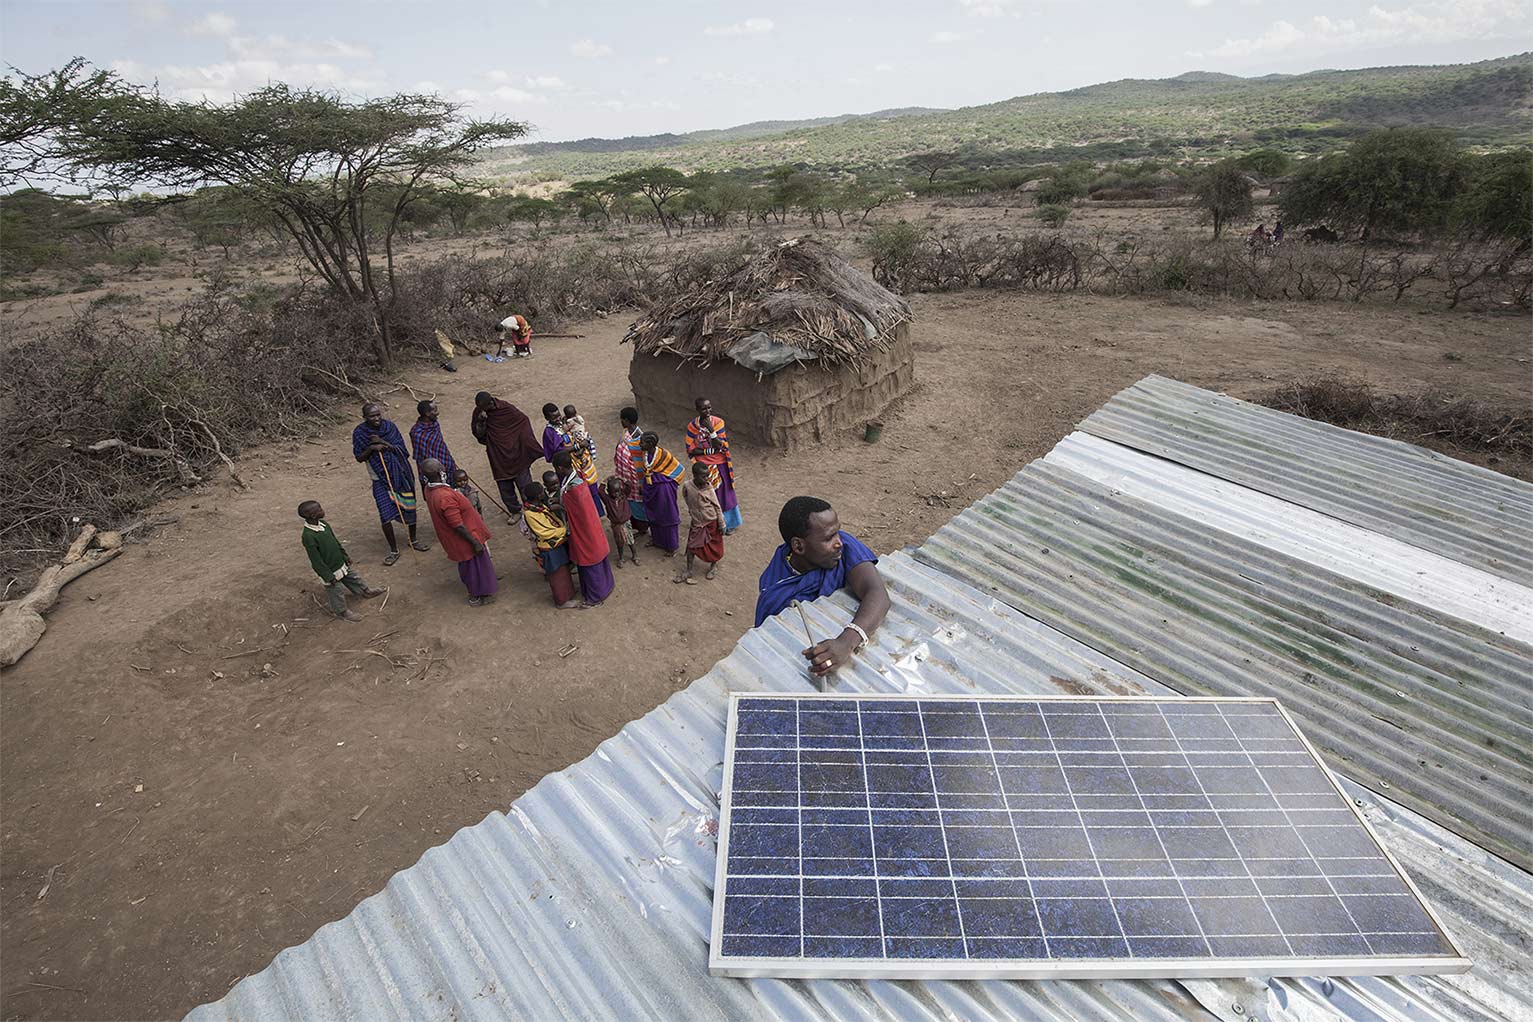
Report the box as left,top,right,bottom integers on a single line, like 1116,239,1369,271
307,391,744,616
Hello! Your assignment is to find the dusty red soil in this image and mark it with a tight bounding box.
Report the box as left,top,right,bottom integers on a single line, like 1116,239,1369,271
2,290,1528,1020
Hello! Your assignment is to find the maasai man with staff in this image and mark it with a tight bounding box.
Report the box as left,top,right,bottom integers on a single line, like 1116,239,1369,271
352,402,429,565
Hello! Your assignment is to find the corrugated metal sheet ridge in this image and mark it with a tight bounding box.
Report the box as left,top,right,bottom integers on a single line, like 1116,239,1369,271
187,552,1532,1022
1077,375,1533,585
913,458,1532,869
1043,432,1533,644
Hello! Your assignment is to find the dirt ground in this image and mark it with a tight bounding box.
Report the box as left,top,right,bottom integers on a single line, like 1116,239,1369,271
2,288,1529,1021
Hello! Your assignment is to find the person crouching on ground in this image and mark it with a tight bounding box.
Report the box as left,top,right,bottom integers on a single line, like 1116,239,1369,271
421,457,498,607
494,312,533,358
604,476,639,567
676,461,724,584
298,500,384,622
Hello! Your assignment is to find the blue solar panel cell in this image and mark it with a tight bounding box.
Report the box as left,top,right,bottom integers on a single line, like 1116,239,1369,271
711,695,1468,980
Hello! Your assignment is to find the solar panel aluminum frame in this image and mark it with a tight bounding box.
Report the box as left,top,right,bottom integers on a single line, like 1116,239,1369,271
708,693,1471,981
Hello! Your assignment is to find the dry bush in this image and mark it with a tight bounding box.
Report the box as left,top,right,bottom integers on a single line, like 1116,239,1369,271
866,225,1533,310
1263,378,1532,478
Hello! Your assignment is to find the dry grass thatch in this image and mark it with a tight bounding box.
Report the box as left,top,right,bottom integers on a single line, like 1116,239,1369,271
623,237,912,371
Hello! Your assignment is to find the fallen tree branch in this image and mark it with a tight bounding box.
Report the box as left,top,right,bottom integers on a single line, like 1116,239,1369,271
1,525,123,668
185,414,248,490
84,439,200,485
300,364,368,400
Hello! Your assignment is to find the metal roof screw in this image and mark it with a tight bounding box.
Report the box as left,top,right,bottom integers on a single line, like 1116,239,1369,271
1232,1003,1245,1016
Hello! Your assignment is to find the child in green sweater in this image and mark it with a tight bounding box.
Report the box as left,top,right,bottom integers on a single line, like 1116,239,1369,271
299,500,384,621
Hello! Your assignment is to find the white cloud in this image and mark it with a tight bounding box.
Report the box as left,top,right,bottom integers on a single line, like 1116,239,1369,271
490,85,540,104
133,1,169,22
186,11,237,37
703,17,775,36
154,60,384,102
1196,1,1531,58
931,29,969,43
230,36,372,61
874,62,895,72
525,74,566,89
1186,0,1216,7
957,0,1017,16
653,55,672,65
570,38,613,58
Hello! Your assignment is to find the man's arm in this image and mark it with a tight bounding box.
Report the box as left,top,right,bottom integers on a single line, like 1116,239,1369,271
804,560,891,678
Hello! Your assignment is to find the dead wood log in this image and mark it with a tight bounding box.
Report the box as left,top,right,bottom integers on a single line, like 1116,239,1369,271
85,438,201,485
1,527,123,668
63,524,97,563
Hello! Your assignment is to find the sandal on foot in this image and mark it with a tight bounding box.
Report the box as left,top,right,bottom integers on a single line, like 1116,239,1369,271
705,567,718,580
410,540,431,552
684,577,698,585
361,587,386,598
382,550,401,566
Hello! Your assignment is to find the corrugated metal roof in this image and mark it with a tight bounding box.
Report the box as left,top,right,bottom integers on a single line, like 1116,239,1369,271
1044,432,1533,645
186,378,1533,1022
186,554,1532,1022
914,458,1533,871
1077,375,1533,586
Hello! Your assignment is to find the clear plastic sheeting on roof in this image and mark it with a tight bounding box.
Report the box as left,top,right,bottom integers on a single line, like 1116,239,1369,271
724,330,811,375
186,378,1533,1022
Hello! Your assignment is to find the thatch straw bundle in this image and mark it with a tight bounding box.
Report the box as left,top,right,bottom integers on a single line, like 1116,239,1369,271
623,237,912,370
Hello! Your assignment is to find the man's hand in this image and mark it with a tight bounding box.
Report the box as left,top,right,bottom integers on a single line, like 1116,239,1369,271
803,634,857,677
470,539,485,555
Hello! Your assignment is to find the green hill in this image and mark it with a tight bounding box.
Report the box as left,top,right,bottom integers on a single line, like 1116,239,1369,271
483,53,1533,181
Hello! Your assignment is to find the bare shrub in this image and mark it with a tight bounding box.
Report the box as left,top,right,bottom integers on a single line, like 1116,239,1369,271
861,222,1533,311
1263,378,1532,479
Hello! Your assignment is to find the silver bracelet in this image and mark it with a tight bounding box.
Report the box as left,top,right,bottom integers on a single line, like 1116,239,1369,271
846,623,870,652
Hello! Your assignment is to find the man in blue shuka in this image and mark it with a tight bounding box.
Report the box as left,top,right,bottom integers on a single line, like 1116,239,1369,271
754,496,891,678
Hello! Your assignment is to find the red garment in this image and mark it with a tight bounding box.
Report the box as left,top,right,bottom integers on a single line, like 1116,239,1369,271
472,399,542,480
424,482,492,562
560,475,611,567
687,519,724,563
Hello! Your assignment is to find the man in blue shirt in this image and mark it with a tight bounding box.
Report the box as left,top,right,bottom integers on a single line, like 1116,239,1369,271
755,496,891,678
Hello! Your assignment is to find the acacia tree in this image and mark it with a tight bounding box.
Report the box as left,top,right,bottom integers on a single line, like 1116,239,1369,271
907,150,959,185
56,80,526,363
0,58,125,187
609,166,688,236
1280,128,1462,241
1194,161,1254,239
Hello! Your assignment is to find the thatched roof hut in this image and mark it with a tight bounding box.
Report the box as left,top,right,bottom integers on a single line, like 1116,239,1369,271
623,238,915,449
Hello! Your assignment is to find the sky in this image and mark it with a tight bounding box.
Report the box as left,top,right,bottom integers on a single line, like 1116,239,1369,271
3,0,1529,141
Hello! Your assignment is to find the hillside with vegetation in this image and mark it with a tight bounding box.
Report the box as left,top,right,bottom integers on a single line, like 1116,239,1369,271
484,53,1533,181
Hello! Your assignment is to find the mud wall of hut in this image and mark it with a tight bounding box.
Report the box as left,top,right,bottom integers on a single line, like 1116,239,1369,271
628,324,914,450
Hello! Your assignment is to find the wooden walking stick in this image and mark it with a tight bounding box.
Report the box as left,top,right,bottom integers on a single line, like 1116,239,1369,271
375,453,420,559
461,468,518,519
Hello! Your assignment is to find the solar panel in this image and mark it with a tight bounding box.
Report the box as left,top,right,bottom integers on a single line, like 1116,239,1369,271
709,694,1468,980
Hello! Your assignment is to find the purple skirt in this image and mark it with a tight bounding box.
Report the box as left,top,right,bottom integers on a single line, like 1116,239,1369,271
643,477,680,552
578,557,615,605
457,547,498,598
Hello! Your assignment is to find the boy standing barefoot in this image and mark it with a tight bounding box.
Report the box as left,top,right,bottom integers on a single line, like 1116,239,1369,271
299,500,384,621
